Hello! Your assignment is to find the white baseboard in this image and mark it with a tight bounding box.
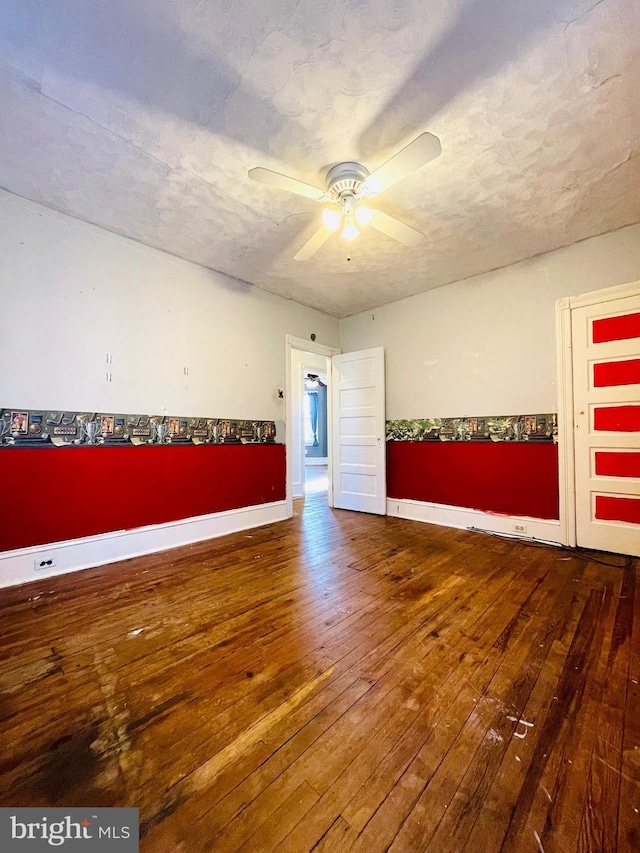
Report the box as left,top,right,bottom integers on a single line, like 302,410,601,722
386,498,564,545
0,500,288,590
305,458,328,466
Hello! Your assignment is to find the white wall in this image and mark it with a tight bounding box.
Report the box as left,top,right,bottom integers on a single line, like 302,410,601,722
0,190,339,420
340,224,640,418
3,188,639,442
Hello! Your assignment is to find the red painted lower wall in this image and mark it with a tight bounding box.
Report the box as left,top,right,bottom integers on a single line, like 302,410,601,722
387,441,559,520
0,444,286,552
2,440,557,551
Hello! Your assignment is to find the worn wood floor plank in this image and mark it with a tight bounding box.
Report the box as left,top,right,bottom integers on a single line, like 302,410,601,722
0,487,636,853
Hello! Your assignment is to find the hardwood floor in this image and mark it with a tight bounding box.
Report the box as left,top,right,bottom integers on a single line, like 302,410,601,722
0,491,638,852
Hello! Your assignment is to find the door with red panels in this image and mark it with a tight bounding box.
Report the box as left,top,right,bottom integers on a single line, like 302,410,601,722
572,294,640,557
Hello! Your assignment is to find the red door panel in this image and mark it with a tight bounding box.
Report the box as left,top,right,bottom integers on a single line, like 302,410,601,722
593,406,640,432
592,311,640,343
595,451,640,478
595,495,640,525
593,358,640,387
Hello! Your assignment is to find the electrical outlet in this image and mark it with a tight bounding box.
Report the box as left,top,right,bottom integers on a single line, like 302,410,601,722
513,523,527,535
34,556,57,571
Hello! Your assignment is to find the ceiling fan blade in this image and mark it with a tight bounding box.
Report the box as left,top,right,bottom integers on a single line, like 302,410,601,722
360,132,441,197
248,167,325,201
294,225,334,261
370,210,424,247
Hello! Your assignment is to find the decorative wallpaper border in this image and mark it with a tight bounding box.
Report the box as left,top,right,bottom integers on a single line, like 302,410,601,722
1,407,554,447
386,414,557,443
0,408,278,448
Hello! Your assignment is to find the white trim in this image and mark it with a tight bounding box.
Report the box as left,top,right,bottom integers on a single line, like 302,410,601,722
0,500,287,590
566,279,640,309
387,498,562,543
285,334,340,355
555,279,640,549
284,335,339,517
555,297,576,546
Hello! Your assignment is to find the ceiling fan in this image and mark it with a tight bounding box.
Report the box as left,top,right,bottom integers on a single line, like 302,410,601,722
248,132,441,261
304,373,325,389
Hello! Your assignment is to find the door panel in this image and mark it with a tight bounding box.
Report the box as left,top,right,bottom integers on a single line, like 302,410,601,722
592,310,640,343
594,451,640,478
593,358,640,387
332,347,386,515
572,293,640,556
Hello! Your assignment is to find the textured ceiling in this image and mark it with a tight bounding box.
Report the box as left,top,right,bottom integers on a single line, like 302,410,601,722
0,0,639,317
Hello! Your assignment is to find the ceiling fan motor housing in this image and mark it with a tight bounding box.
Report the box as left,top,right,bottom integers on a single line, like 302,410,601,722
325,162,370,201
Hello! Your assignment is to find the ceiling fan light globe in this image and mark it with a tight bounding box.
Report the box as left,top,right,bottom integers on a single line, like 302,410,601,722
322,208,342,231
341,221,360,242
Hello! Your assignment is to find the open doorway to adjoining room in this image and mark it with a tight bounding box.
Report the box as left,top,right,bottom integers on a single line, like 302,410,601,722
285,335,339,518
285,337,387,519
303,369,328,497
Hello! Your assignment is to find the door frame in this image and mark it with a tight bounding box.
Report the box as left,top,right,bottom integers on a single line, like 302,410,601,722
555,279,640,548
285,335,340,518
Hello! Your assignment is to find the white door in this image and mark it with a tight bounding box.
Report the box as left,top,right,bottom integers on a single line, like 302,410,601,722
572,293,640,556
331,347,386,515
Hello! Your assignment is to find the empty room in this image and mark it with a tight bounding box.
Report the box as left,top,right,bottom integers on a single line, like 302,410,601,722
0,1,639,851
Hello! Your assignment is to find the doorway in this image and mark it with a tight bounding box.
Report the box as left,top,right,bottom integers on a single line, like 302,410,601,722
303,369,329,497
557,280,640,556
285,335,339,518
285,337,388,520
